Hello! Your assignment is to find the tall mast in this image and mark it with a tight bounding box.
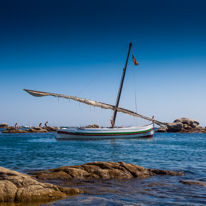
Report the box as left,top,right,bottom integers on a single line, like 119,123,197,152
111,42,132,128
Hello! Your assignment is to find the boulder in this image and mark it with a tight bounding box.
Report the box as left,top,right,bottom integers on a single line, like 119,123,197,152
33,127,42,130
191,122,198,128
7,126,15,130
38,129,48,133
0,167,83,203
29,128,48,133
155,127,167,133
183,124,188,129
85,124,101,128
155,123,184,133
155,118,204,133
0,123,8,128
174,118,199,126
46,126,58,132
31,161,183,181
196,126,204,130
2,129,15,133
0,180,17,202
166,122,183,132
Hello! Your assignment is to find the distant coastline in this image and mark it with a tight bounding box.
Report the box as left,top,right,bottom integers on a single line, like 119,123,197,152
1,117,206,134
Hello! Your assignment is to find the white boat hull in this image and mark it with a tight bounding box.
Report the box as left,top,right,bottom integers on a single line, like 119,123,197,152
56,124,154,140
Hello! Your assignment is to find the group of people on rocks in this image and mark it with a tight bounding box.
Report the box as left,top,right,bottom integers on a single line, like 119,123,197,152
14,121,48,132
39,121,48,128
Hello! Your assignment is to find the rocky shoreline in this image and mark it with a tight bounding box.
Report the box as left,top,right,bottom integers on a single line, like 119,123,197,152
30,161,183,181
0,166,83,203
1,124,57,133
0,161,183,204
1,117,206,134
1,162,206,204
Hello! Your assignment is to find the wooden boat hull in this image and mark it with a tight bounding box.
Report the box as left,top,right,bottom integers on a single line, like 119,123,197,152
56,124,154,140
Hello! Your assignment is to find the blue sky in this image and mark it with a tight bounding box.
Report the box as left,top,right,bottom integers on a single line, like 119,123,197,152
0,0,206,127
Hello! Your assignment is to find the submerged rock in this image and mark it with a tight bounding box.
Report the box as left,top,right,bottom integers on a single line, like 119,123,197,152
179,180,206,186
31,161,183,181
148,169,183,176
0,167,83,203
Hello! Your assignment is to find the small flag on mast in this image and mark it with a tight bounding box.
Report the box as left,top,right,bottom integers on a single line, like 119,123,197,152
132,55,139,66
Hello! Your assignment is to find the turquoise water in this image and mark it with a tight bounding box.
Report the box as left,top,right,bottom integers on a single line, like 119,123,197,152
1,132,206,205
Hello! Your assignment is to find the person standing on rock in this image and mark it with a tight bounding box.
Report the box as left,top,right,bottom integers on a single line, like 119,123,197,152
45,121,48,127
39,123,42,128
15,123,18,132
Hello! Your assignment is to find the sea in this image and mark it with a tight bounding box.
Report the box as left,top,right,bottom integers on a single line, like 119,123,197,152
0,131,206,206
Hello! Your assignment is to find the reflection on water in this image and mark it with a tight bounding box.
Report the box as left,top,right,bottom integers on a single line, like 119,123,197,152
0,132,206,205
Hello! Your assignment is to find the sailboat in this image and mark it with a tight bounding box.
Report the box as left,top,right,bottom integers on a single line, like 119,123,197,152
24,43,162,139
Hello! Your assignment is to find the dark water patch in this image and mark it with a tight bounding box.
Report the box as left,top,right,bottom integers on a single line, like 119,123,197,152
42,175,206,205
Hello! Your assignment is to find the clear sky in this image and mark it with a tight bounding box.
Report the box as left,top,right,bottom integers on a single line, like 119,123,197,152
0,0,206,127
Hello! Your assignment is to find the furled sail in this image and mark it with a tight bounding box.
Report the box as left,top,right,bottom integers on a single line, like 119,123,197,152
24,89,166,126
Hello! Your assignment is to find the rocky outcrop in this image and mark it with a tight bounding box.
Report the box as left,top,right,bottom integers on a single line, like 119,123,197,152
174,118,199,125
28,127,48,133
2,126,58,133
0,162,184,203
0,123,8,129
155,127,167,133
85,124,101,128
30,161,183,181
0,167,83,203
46,126,58,132
166,122,183,132
155,117,206,133
179,180,206,186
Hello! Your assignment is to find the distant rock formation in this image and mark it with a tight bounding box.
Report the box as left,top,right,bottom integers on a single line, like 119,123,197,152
2,126,58,133
85,124,101,128
0,123,8,129
174,117,199,127
0,167,83,203
155,117,206,133
31,161,183,181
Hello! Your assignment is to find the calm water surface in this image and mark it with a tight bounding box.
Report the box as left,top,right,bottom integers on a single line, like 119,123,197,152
0,132,206,205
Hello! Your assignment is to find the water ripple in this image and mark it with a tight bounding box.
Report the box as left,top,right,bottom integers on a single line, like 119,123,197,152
0,132,206,205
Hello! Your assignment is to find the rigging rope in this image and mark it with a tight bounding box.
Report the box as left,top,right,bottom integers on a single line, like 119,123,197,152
75,45,128,97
